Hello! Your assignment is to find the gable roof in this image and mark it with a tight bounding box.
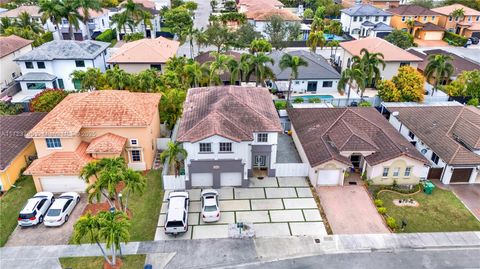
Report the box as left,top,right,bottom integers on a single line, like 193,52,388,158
408,49,480,77
177,86,282,143
0,35,32,58
26,90,161,138
432,4,480,16
0,5,41,18
421,22,445,31
14,40,109,61
86,133,127,154
387,106,480,165
288,108,428,167
341,4,391,16
387,5,440,16
0,112,47,171
108,37,179,64
340,37,422,62
372,22,394,31
267,50,340,80
246,8,300,21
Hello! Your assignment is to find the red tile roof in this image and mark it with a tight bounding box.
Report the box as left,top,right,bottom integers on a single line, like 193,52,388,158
0,35,32,58
340,37,423,62
177,86,282,142
246,8,300,21
86,133,127,154
387,5,440,16
108,37,179,64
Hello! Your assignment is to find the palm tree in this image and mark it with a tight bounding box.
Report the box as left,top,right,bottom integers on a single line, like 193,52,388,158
327,40,340,60
0,17,13,34
16,12,43,33
39,0,64,40
424,54,454,96
338,67,365,105
76,0,102,40
405,19,415,35
135,69,159,92
307,30,325,53
106,66,132,90
122,169,145,212
183,61,203,87
227,57,241,85
62,1,82,40
184,25,198,58
73,213,111,264
203,52,233,85
451,8,465,22
110,12,135,41
138,10,153,38
249,39,272,54
71,68,105,90
310,16,324,32
160,141,187,176
326,20,342,36
81,161,116,208
98,211,130,266
246,53,275,87
239,53,252,83
279,53,308,107
352,48,386,92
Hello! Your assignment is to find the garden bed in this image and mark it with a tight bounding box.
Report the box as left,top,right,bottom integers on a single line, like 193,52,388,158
59,254,146,269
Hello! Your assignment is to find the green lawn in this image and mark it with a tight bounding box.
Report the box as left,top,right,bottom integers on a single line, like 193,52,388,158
0,176,36,246
378,187,480,233
59,255,146,269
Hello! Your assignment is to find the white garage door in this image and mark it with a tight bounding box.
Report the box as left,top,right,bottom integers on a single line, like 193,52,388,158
40,176,87,193
191,173,213,187
220,172,242,186
317,170,342,186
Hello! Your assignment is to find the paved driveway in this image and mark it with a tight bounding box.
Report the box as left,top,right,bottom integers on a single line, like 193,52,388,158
449,184,480,220
316,186,389,234
156,177,327,240
5,195,87,247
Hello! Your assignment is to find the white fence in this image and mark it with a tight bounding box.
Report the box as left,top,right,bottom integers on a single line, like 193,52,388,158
275,163,310,177
163,175,186,190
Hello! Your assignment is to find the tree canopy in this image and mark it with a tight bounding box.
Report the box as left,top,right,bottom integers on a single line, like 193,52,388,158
384,30,415,49
378,66,425,102
29,89,69,112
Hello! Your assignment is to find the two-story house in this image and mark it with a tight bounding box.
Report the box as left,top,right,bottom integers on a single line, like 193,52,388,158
336,37,422,83
24,90,161,193
340,4,393,39
387,5,445,41
109,0,161,39
0,6,58,39
432,4,480,38
11,40,109,103
176,86,282,189
60,8,111,40
386,103,480,184
0,35,32,90
289,107,429,186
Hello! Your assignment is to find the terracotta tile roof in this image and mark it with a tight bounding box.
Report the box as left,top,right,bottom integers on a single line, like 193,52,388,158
421,22,445,31
0,5,41,18
288,108,428,167
0,112,47,170
86,133,127,154
239,0,284,9
246,8,300,21
387,106,480,165
387,5,440,16
432,4,480,16
408,49,480,77
340,37,423,62
24,142,94,176
177,86,282,142
108,37,179,64
26,90,161,138
0,35,32,58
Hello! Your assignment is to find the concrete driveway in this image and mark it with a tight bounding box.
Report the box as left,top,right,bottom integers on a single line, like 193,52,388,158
449,185,480,220
156,177,327,240
5,195,87,247
316,186,390,234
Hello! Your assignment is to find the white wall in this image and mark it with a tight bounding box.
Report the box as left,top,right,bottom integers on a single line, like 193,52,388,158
275,79,339,95
366,157,429,183
0,44,32,88
340,12,391,38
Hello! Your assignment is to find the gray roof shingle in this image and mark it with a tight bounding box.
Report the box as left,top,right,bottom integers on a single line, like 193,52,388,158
15,72,57,81
372,22,393,31
14,40,109,61
341,4,391,16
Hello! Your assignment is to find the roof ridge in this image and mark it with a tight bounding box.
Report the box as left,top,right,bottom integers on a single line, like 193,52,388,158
214,111,252,141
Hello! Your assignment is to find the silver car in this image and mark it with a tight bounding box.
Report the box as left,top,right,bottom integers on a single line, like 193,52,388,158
201,189,220,223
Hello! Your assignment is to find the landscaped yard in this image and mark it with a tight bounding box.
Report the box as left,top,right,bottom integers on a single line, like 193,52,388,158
0,176,36,246
378,187,480,233
59,255,146,269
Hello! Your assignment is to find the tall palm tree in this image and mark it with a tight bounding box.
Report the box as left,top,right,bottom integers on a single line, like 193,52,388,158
203,52,233,85
424,54,454,96
39,0,64,40
184,25,198,58
239,53,252,83
405,19,415,35
110,12,135,41
450,8,465,22
106,66,132,90
279,53,308,107
227,57,241,85
98,211,130,266
246,53,275,87
135,69,159,92
81,161,116,208
138,10,152,38
307,30,325,53
183,61,203,87
326,20,342,36
338,67,365,105
352,48,386,92
327,40,340,60
16,12,43,33
73,213,110,264
310,16,324,32
62,1,82,40
249,39,272,54
160,141,187,176
76,0,102,40
122,169,145,212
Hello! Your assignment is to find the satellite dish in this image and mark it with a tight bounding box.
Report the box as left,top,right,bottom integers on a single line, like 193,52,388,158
421,149,427,155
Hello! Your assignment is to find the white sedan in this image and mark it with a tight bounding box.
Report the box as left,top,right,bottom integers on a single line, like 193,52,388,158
44,192,80,227
201,189,220,223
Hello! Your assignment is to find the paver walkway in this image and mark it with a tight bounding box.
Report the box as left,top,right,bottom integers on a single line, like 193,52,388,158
156,177,327,240
317,186,390,234
449,184,480,221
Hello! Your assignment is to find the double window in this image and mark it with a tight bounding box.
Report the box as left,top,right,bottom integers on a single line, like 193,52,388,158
393,168,400,177
46,138,62,148
404,167,412,177
131,150,141,162
382,168,389,177
75,60,85,67
199,143,212,153
322,81,333,88
257,133,268,143
431,152,440,165
219,142,232,152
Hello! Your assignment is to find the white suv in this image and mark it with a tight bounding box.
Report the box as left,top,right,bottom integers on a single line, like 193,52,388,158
164,191,189,235
18,192,54,227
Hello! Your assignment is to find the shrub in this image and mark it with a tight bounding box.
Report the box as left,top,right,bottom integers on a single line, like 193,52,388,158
359,101,371,107
303,8,314,19
374,199,384,207
0,102,23,115
467,98,479,106
275,100,287,110
443,31,467,47
308,97,321,103
293,97,304,103
123,32,144,42
377,207,387,215
386,217,397,229
96,29,116,42
29,89,68,112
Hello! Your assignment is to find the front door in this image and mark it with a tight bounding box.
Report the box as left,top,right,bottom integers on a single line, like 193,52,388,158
350,155,361,168
254,155,267,168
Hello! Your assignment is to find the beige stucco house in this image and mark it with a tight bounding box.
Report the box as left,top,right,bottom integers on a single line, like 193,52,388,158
24,90,161,192
0,35,32,89
432,4,480,38
288,108,429,186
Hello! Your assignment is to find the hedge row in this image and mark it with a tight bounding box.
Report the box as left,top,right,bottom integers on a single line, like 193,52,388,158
443,31,467,47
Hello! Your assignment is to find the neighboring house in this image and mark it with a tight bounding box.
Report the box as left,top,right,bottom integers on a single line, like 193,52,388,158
0,35,32,90
12,40,109,103
176,86,282,189
0,112,47,192
341,0,400,9
387,5,445,41
336,37,422,82
60,8,110,40
386,104,480,184
194,51,242,85
267,50,340,95
110,0,161,39
24,90,161,193
288,107,429,186
432,4,480,38
340,4,393,39
0,6,58,39
108,37,179,73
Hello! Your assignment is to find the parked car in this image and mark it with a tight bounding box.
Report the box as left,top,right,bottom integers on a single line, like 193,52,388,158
44,192,80,227
201,189,220,223
164,191,189,235
468,37,479,45
17,192,54,227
